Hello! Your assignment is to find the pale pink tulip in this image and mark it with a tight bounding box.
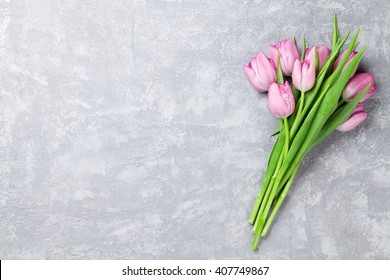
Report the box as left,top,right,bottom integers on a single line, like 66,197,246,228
267,81,295,118
243,52,277,92
305,44,331,69
268,39,300,76
292,59,316,92
343,72,377,102
333,50,358,75
337,104,367,132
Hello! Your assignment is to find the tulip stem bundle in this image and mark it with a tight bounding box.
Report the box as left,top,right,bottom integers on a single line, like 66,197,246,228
243,15,377,250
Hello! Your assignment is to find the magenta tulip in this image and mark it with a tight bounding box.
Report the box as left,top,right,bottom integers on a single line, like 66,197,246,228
292,59,316,92
337,104,367,132
269,39,300,76
343,72,377,102
333,50,358,75
243,52,277,92
305,44,331,69
267,81,295,118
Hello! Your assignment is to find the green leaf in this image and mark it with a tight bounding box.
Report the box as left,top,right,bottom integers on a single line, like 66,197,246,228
271,129,280,136
301,35,306,61
311,83,371,148
314,45,319,72
292,84,300,102
332,14,340,50
323,29,359,90
276,52,284,84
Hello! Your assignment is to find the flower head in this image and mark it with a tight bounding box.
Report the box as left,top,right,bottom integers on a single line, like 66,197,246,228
243,52,277,92
267,81,295,118
305,44,331,69
268,39,300,76
343,72,377,102
337,104,367,132
292,59,316,92
333,50,358,75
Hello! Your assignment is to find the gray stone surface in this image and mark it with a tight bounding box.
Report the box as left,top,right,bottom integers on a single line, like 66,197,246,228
0,0,389,259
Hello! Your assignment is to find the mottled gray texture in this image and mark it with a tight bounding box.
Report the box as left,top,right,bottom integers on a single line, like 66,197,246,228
0,0,389,260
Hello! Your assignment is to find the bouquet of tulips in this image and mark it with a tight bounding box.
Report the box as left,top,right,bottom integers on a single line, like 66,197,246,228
243,15,377,249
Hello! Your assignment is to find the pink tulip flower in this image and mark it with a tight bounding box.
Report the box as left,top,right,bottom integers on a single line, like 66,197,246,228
292,59,316,92
333,50,358,75
337,104,367,132
343,72,377,102
243,52,277,92
267,81,295,118
305,44,331,69
269,39,300,76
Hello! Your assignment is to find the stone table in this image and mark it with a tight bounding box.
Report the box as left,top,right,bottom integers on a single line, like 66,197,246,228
0,0,389,259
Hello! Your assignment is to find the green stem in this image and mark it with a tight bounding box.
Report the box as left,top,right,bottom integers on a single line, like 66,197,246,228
262,118,289,221
283,118,290,155
248,132,285,225
253,177,274,231
248,118,283,225
297,91,305,118
252,119,284,230
252,118,290,248
261,167,299,237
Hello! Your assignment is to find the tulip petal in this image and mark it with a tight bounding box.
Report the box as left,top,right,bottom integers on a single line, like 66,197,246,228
268,45,279,70
337,111,368,132
354,103,365,114
301,60,316,91
333,50,358,75
292,59,302,90
243,64,262,91
255,52,270,91
317,44,331,68
292,59,315,92
343,72,376,102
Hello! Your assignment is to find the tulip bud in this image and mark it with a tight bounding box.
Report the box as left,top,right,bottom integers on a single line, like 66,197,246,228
292,59,316,92
267,81,295,118
269,39,300,76
332,50,358,75
337,104,367,132
305,44,331,69
343,72,377,102
243,52,277,92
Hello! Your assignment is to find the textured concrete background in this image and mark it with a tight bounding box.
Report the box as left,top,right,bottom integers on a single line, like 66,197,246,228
0,0,389,259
